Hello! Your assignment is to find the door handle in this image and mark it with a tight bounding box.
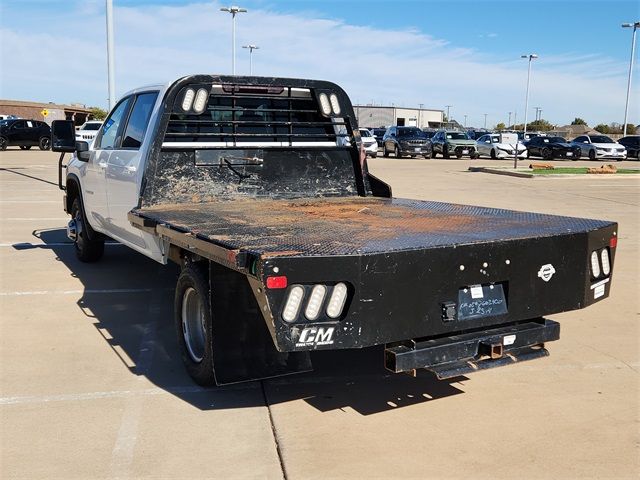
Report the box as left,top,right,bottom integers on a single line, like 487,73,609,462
125,165,137,173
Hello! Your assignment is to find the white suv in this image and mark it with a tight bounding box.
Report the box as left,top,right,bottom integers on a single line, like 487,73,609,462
75,120,103,143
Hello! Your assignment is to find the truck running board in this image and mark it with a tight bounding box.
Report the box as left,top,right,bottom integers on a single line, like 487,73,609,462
384,319,560,380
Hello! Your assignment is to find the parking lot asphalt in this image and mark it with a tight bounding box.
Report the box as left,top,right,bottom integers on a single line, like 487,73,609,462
1,149,638,479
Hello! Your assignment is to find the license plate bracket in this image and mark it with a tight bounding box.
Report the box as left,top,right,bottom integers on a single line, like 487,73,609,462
458,283,508,320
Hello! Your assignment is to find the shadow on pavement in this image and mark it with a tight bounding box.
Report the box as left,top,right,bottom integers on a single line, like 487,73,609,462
0,167,58,186
21,227,467,415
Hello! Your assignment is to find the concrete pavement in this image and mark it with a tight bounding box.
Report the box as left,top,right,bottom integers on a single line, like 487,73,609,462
1,149,638,479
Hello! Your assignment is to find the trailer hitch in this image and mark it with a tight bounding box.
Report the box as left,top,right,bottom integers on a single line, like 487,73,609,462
384,319,560,380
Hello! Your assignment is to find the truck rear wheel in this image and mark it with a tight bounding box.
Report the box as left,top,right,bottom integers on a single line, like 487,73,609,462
175,263,216,386
71,197,104,262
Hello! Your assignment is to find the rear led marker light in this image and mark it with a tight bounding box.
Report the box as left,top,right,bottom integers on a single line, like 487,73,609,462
601,249,610,276
326,283,348,318
282,286,304,323
590,251,600,278
304,285,327,320
319,93,332,116
181,88,195,111
329,94,341,115
192,88,209,113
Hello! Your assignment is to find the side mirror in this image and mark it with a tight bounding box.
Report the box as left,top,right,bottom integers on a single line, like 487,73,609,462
51,120,76,152
76,141,90,162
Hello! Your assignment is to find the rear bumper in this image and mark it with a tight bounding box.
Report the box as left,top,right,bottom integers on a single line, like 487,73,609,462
384,318,559,378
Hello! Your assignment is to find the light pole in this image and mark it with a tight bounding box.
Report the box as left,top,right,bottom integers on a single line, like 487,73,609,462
483,113,488,129
445,105,452,126
622,22,640,136
464,114,467,128
508,112,512,129
418,103,423,128
220,5,248,75
517,53,538,168
242,44,259,75
105,0,115,110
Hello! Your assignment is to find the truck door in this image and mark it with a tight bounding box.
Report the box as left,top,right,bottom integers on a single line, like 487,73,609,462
106,91,158,247
83,96,133,231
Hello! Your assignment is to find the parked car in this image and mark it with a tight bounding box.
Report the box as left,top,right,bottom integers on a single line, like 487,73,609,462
358,128,378,157
0,114,20,121
518,132,542,142
382,126,432,158
476,133,527,159
75,120,103,143
422,129,437,139
430,130,478,158
0,118,51,150
525,136,580,160
618,135,640,160
370,127,386,147
571,135,627,161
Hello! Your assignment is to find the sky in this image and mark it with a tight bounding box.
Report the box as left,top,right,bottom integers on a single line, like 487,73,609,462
1,0,638,128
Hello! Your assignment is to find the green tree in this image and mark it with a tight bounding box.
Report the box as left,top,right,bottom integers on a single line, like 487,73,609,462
527,119,553,131
594,124,610,134
571,117,587,126
623,123,637,135
88,106,108,120
495,122,506,131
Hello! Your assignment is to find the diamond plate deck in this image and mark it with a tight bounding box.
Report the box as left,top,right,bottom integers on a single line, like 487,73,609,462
131,196,613,257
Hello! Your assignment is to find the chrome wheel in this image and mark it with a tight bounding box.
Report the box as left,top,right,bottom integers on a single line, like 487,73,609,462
181,287,206,363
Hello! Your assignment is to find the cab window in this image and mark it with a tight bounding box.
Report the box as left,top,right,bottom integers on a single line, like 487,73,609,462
121,92,158,149
95,97,133,149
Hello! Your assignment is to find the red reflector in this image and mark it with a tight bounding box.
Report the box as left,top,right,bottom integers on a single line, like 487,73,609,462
266,276,288,289
610,237,617,248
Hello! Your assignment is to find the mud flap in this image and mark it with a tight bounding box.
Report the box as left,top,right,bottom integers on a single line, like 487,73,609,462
209,261,312,385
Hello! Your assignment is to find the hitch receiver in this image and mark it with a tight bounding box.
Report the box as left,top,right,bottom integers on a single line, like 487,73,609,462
384,319,560,379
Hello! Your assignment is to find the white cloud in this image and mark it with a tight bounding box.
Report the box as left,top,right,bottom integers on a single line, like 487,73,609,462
0,0,637,127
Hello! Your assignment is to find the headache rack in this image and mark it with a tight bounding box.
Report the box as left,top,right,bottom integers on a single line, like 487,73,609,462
163,84,352,148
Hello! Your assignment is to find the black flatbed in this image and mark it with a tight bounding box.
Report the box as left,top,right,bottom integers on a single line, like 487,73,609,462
130,196,612,257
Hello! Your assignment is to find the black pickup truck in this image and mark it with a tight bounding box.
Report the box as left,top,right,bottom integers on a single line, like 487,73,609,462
51,75,617,386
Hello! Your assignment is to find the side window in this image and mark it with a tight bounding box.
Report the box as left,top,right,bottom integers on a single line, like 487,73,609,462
95,97,132,149
121,92,158,149
12,121,25,129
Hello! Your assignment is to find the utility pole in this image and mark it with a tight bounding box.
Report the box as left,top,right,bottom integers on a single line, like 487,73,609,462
483,113,488,129
445,105,452,126
105,0,115,110
508,112,512,129
517,54,538,168
622,22,639,136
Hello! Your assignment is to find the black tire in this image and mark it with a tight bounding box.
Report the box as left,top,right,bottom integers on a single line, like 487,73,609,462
370,151,377,158
175,263,216,386
490,149,497,160
39,136,51,150
456,152,463,159
0,137,7,151
20,145,32,150
526,150,531,158
395,145,401,158
71,197,104,262
588,149,596,161
442,146,450,159
383,145,389,157
470,152,479,159
542,147,552,160
424,149,432,159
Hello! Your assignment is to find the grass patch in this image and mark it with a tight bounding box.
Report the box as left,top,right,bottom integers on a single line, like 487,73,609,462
531,167,640,175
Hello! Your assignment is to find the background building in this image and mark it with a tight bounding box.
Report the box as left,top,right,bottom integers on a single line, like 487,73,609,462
0,99,92,126
354,105,444,129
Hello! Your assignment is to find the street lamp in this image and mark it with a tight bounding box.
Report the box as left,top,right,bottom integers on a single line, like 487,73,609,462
242,44,259,75
517,53,538,168
622,22,640,136
105,0,115,110
483,113,488,129
220,5,248,75
464,114,467,127
508,111,512,128
445,105,452,126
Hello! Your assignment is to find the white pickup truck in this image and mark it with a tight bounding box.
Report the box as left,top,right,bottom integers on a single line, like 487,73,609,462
50,74,617,387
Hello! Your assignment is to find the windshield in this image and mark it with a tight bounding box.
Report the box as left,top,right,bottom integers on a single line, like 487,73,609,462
491,136,500,143
589,135,613,143
82,123,101,131
397,127,427,138
359,129,371,137
445,132,469,140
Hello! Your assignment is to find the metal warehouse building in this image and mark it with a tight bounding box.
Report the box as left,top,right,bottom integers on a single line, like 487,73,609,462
354,105,444,130
0,99,92,126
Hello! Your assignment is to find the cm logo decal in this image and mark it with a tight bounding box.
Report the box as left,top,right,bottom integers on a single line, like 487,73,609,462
296,327,335,347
